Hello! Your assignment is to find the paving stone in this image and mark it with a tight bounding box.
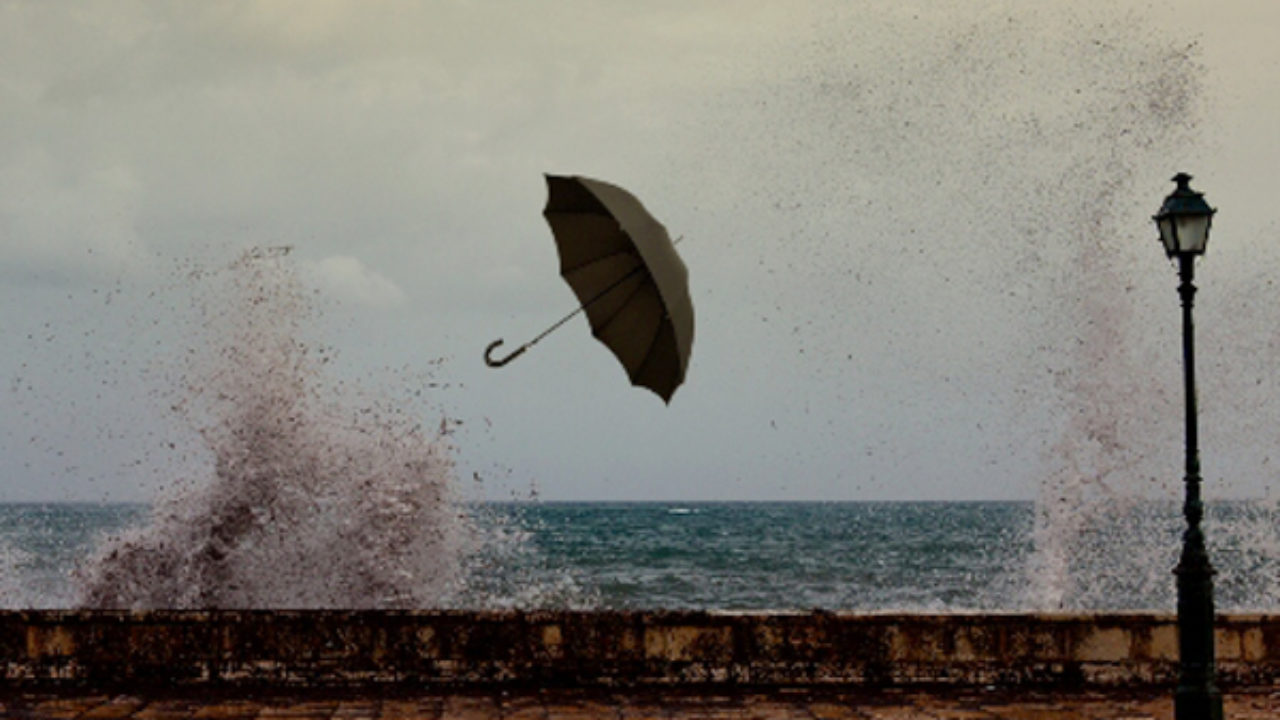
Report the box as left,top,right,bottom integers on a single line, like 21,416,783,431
440,695,500,719
501,704,549,720
494,693,544,718
133,700,201,720
82,697,148,719
263,700,341,716
804,701,853,720
707,701,807,720
191,700,266,719
333,700,380,720
657,696,756,720
133,709,195,720
981,702,1084,720
381,699,443,719
615,700,668,720
395,698,449,718
857,706,936,720
34,697,112,719
544,701,623,720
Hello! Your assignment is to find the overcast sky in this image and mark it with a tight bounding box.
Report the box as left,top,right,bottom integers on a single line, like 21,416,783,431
3,1,1279,503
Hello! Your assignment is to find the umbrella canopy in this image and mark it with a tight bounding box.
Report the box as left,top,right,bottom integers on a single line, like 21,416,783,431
543,175,694,402
484,175,693,403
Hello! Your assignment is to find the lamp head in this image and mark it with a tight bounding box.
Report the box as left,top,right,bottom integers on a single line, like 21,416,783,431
1153,173,1215,257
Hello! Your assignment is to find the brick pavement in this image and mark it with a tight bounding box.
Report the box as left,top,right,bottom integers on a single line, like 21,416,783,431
3,687,1280,720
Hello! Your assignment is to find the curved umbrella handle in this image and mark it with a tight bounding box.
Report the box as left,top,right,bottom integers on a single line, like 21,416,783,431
484,339,529,368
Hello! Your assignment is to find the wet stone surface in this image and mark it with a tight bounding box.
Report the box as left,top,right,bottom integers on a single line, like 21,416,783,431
3,687,1280,720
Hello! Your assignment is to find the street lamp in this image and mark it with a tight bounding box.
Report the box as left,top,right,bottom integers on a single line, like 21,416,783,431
1153,172,1222,720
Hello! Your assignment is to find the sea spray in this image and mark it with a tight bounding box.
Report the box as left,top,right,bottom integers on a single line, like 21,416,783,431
0,542,34,607
1016,48,1206,608
722,4,1213,608
74,248,477,608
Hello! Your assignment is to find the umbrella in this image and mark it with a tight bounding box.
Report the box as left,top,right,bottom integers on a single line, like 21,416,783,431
485,174,694,403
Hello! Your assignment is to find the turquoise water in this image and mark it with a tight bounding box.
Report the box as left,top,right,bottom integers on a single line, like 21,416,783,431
1,500,1276,610
0,503,148,607
495,502,1029,610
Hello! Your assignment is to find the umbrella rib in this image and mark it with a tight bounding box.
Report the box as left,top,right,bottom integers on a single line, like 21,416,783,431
631,308,669,385
558,232,683,275
526,262,647,350
560,247,638,276
595,283,664,385
590,276,649,339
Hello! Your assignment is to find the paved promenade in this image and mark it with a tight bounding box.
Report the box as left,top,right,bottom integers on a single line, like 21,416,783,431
4,687,1280,720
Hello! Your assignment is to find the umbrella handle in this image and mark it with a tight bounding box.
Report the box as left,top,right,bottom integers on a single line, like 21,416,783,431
484,339,528,367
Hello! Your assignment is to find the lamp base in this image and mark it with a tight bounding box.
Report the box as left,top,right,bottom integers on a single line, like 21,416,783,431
1175,685,1223,720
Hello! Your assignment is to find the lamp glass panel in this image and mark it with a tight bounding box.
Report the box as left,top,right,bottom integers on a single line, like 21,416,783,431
1157,216,1177,254
1175,214,1211,253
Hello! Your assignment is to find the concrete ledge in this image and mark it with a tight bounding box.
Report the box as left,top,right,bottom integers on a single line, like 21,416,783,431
4,611,1279,689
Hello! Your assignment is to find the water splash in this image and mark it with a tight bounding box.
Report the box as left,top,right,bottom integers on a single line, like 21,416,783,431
74,248,477,608
1015,47,1205,609
700,3,1238,607
0,542,35,607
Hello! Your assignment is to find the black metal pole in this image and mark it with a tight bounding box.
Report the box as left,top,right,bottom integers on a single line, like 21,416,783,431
1174,253,1223,720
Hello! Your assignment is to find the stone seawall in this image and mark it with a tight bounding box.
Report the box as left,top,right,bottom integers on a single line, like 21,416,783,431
4,611,1280,689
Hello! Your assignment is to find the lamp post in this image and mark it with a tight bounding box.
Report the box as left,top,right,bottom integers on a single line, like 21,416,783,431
1153,172,1222,720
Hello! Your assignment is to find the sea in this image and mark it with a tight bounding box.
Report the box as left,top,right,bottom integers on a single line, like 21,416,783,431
3,500,1278,612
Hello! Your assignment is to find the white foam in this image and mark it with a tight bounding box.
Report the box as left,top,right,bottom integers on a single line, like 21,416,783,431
74,248,475,609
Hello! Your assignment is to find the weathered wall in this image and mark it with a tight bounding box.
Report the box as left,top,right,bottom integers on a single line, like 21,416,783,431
4,611,1279,689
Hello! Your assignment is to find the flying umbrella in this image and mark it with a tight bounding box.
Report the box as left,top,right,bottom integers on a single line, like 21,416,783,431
485,175,694,403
